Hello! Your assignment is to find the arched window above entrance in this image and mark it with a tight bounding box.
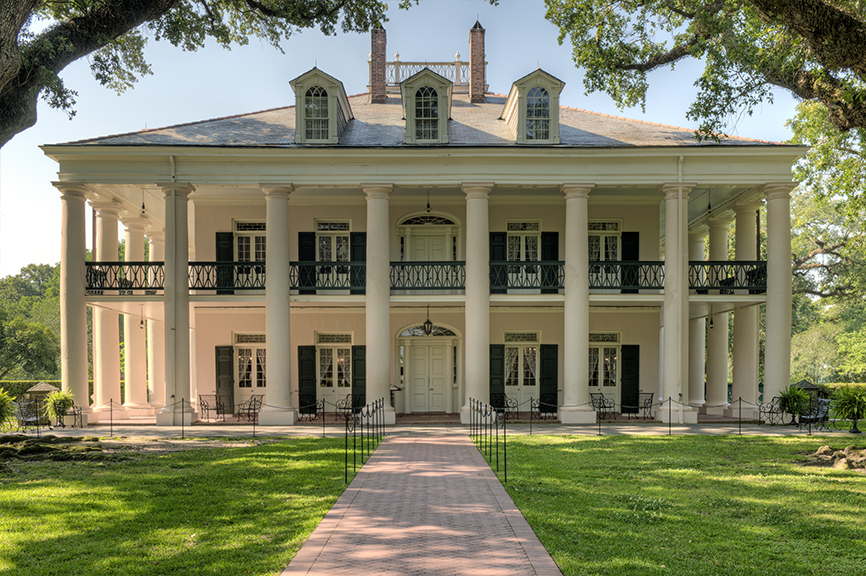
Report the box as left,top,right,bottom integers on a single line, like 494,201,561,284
400,325,457,337
400,215,456,226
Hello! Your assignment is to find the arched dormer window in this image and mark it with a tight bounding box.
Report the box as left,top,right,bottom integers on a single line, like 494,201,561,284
305,86,329,141
526,86,550,141
415,86,439,140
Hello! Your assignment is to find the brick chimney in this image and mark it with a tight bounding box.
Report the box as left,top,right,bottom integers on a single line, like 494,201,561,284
469,21,486,103
371,26,387,103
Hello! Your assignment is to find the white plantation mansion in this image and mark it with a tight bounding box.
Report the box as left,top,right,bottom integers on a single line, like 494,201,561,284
44,23,804,426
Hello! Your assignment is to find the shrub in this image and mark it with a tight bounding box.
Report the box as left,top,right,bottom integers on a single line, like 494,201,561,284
0,388,13,426
832,384,866,432
45,390,76,421
779,385,809,416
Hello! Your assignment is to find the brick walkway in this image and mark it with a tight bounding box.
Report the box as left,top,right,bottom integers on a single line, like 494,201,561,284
281,431,562,576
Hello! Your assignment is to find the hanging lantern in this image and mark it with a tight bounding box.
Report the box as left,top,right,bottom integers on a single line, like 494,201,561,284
423,304,434,336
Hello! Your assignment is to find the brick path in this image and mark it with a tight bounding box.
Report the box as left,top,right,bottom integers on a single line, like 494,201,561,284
282,431,563,576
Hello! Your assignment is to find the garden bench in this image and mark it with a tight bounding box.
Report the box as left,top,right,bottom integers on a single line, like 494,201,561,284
623,392,654,420
51,400,83,428
759,396,784,425
236,394,263,422
490,393,519,419
590,392,615,420
531,394,558,420
799,398,831,431
198,394,218,421
12,401,42,433
298,395,323,421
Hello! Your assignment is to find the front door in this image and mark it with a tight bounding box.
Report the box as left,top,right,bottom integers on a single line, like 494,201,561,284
409,344,448,412
411,234,448,262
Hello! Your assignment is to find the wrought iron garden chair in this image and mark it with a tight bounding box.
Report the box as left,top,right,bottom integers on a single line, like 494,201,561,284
589,392,615,420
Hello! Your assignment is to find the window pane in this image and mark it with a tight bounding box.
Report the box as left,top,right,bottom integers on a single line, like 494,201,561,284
256,349,266,388
415,86,439,140
237,236,250,262
605,236,619,261
318,236,332,261
255,237,266,262
337,348,351,387
523,346,537,386
305,86,329,140
588,348,599,387
319,348,333,387
505,347,519,386
526,87,550,140
238,349,252,388
507,236,521,261
588,236,600,261
524,236,538,261
336,236,350,262
603,347,617,386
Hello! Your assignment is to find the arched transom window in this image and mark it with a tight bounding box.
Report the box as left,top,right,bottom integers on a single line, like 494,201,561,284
305,86,329,140
526,86,550,141
400,325,456,337
415,86,439,140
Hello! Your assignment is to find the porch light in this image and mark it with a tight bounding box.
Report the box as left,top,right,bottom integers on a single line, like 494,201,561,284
423,305,434,336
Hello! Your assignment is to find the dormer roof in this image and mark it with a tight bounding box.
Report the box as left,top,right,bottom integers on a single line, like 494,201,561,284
399,67,454,121
289,67,354,122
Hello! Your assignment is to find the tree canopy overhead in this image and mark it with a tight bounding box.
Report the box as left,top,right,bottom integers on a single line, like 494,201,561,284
545,0,866,140
0,0,405,147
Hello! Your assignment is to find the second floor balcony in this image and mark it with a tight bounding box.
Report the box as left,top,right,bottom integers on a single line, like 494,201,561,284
84,260,767,296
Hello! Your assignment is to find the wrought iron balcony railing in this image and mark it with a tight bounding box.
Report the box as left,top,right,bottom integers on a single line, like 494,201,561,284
390,261,466,290
589,261,665,291
489,261,564,291
292,261,366,292
188,262,267,290
689,261,767,293
86,262,164,293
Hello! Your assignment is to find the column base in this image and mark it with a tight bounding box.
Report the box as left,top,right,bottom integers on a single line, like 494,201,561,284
91,404,129,421
704,403,729,415
558,406,598,424
258,408,298,426
156,407,198,426
658,405,699,424
61,413,90,427
383,406,396,426
123,402,155,417
724,405,759,420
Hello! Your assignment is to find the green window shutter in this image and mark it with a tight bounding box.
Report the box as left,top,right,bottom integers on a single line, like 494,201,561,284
298,232,316,295
215,232,234,295
490,232,507,294
298,346,317,414
540,231,559,294
489,344,505,406
351,345,366,406
620,345,640,413
350,232,366,295
215,346,234,414
539,344,558,413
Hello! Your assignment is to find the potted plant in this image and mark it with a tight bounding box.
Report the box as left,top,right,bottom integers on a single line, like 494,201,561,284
779,385,809,425
832,384,866,434
0,388,14,431
45,390,76,427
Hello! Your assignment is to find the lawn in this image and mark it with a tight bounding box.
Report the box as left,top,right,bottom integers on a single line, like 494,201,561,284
0,436,352,576
497,435,866,576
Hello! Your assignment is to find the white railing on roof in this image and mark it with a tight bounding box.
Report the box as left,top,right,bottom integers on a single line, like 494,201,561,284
370,55,471,86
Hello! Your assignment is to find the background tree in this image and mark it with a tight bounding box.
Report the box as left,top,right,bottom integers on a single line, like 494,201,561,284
544,0,866,140
0,0,432,147
0,308,59,379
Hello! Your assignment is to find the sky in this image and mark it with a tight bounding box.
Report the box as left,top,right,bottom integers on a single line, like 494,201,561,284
0,0,799,279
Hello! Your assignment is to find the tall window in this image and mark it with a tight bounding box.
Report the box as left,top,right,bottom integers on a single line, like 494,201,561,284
415,86,439,140
505,332,538,388
526,86,550,141
588,221,620,262
317,334,352,389
507,221,540,262
316,221,350,263
588,333,619,387
237,334,266,388
305,86,329,140
235,222,266,263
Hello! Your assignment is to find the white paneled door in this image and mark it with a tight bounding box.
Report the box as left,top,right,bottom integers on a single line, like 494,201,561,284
410,344,448,412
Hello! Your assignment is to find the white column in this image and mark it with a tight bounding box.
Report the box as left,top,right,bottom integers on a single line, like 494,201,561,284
660,183,696,423
688,229,707,408
260,184,297,425
363,184,395,424
728,201,763,417
156,183,196,425
560,183,596,423
147,230,166,409
705,217,733,414
461,182,493,424
121,216,151,414
90,200,126,420
55,183,90,424
763,183,796,403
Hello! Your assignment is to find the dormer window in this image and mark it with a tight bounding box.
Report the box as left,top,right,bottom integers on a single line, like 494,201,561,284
290,68,353,144
305,86,329,140
401,68,452,144
525,87,550,141
415,86,439,140
501,69,565,144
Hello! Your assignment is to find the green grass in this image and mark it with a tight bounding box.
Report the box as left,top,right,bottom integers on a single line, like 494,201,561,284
495,435,866,576
0,437,352,576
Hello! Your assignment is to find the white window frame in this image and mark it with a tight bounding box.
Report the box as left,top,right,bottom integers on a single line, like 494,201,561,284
315,333,353,389
588,220,622,262
500,69,564,144
234,334,266,389
315,220,350,263
588,333,620,388
401,69,452,144
504,331,539,389
289,68,354,145
506,220,541,262
233,221,266,263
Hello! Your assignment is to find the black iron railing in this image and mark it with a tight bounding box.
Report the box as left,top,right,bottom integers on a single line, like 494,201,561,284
489,261,564,290
86,261,165,293
689,261,767,293
589,261,665,290
390,261,465,290
292,261,366,292
189,262,267,290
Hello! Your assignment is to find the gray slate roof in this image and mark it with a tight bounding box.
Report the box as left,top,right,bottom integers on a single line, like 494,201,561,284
61,93,780,148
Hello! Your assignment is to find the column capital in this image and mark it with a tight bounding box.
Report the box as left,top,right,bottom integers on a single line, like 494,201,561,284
89,200,123,217
146,229,166,243
462,182,494,199
156,183,196,197
362,183,393,199
658,182,697,199
707,216,734,230
561,183,594,199
260,183,295,197
688,227,708,241
121,215,150,231
762,182,798,201
52,182,91,199
734,201,764,214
